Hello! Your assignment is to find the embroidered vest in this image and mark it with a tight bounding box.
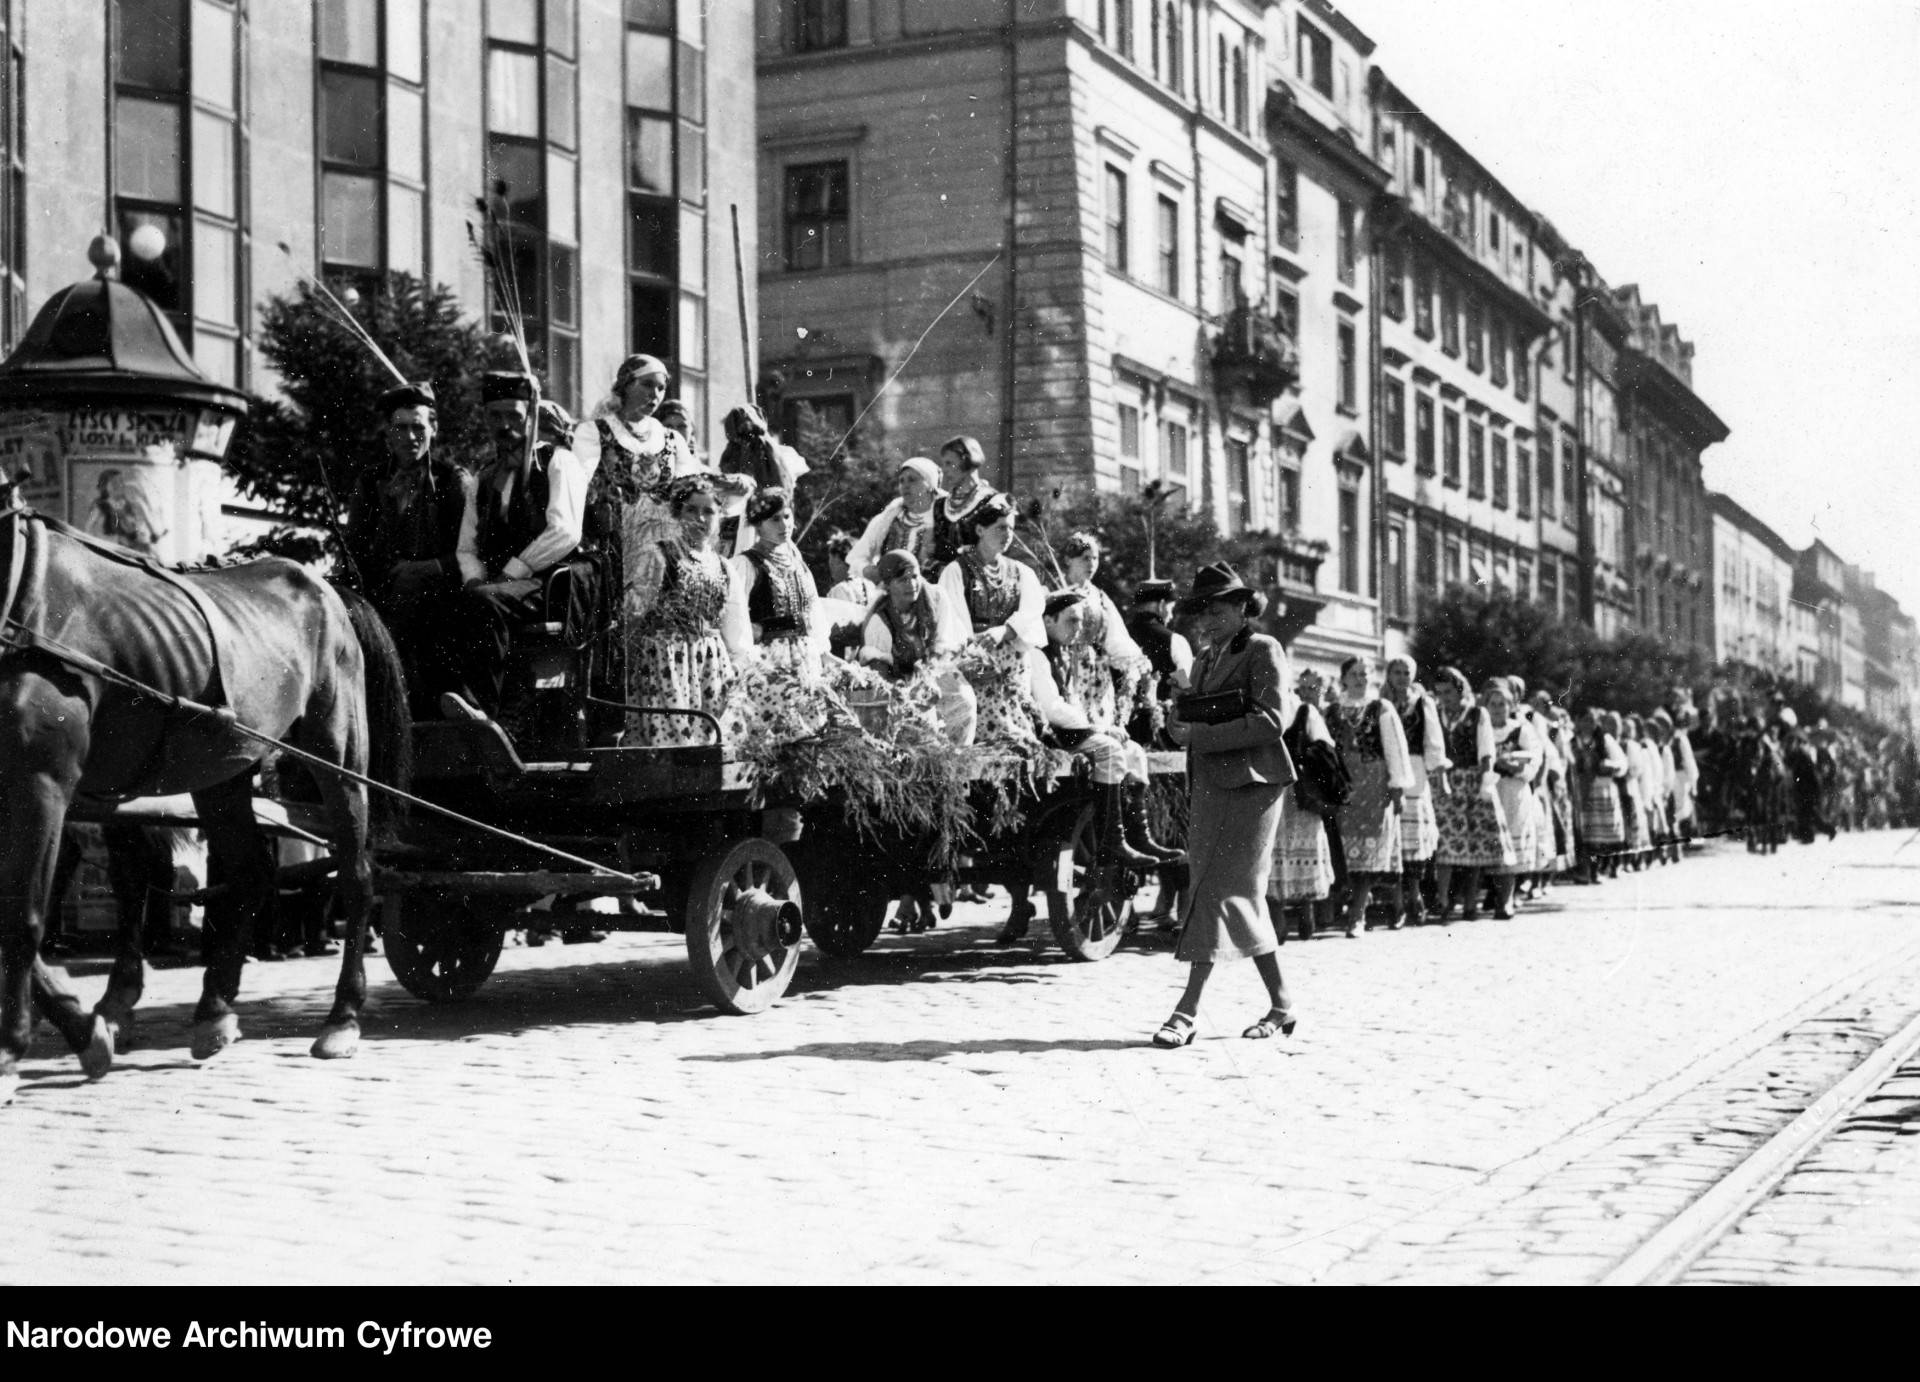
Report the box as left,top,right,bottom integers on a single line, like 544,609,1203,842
958,552,1020,631
477,446,556,575
743,545,814,639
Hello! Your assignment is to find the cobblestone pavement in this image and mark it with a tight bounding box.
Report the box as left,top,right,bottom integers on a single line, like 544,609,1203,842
3,829,1917,1285
1684,1060,1920,1285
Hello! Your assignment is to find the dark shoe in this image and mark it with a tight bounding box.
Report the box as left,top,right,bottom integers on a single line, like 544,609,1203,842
1095,785,1159,870
1122,782,1185,864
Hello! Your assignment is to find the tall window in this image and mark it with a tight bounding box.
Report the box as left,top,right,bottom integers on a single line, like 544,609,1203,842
1218,244,1242,310
1336,320,1357,412
1413,255,1433,337
1274,159,1298,250
1513,331,1529,401
1416,525,1438,606
1516,445,1532,519
318,0,427,295
1465,296,1484,372
1540,557,1559,615
1382,376,1406,458
1149,1,1161,81
1382,242,1405,320
1231,42,1248,132
1440,279,1459,355
1386,523,1407,621
1114,0,1134,61
1489,316,1508,387
1160,417,1189,487
1156,194,1179,296
485,0,581,408
1337,477,1360,593
629,1,709,421
1490,432,1507,508
1104,164,1128,273
0,0,23,347
1442,407,1460,486
1336,200,1357,285
1467,420,1485,498
1296,17,1332,97
1278,449,1301,531
1118,401,1142,492
1539,439,1556,519
1560,430,1577,526
1271,284,1298,340
788,0,846,52
1414,393,1435,475
783,162,848,273
1225,437,1251,535
113,0,248,383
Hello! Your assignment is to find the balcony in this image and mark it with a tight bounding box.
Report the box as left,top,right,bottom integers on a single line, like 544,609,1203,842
1210,303,1299,409
1254,532,1330,646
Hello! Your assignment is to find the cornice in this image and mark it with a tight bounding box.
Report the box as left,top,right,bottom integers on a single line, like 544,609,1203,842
1385,199,1553,339
1267,86,1390,192
1620,350,1730,445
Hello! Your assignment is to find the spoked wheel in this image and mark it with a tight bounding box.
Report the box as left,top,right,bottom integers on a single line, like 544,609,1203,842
382,892,509,1003
803,878,889,958
1042,804,1137,962
685,838,804,1013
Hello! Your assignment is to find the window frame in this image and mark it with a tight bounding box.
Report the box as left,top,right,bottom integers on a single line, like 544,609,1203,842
1104,162,1128,275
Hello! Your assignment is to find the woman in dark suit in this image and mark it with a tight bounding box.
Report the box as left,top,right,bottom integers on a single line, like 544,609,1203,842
1153,564,1299,1047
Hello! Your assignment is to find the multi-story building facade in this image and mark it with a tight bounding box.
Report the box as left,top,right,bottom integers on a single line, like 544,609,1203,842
1613,285,1724,659
1709,491,1795,674
1368,68,1551,656
1523,219,1584,629
1793,540,1848,703
12,0,754,469
757,0,1383,674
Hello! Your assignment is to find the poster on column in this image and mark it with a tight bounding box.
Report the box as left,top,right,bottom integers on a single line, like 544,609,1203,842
70,454,177,561
0,409,67,515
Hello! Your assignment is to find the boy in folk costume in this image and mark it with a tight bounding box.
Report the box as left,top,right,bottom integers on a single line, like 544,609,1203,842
440,370,595,721
342,379,481,715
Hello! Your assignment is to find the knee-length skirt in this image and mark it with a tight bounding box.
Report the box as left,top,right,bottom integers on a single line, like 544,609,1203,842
1621,781,1651,852
1399,790,1440,863
1434,767,1515,868
1336,754,1402,878
1271,788,1336,902
1178,778,1284,964
626,629,736,747
1578,776,1626,848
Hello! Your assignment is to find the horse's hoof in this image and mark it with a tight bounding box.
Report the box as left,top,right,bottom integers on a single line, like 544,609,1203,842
190,1014,242,1061
80,1015,114,1081
310,1023,360,1060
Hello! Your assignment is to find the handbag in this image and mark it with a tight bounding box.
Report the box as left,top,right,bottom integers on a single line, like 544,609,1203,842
1176,690,1249,725
1285,706,1351,817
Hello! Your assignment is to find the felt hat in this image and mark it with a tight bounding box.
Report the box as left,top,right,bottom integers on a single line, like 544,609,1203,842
481,371,538,405
1134,578,1177,603
1181,562,1256,609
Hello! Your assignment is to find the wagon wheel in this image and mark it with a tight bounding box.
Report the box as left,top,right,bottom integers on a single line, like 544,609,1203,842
803,876,889,958
1042,804,1136,962
685,838,804,1014
382,892,509,1003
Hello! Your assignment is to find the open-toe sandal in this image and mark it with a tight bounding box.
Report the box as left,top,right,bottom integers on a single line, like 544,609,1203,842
1151,1013,1197,1048
1242,1009,1297,1040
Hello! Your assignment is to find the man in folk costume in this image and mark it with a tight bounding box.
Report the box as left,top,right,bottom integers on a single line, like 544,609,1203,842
441,370,594,721
342,379,481,715
996,590,1171,946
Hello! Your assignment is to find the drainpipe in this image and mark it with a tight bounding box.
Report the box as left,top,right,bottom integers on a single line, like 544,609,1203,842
1367,200,1387,649
999,0,1020,493
1571,259,1594,627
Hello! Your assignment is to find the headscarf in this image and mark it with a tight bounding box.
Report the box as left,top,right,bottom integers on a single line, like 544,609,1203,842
897,456,942,492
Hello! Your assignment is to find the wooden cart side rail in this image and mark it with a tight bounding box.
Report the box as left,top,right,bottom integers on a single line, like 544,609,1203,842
373,869,662,897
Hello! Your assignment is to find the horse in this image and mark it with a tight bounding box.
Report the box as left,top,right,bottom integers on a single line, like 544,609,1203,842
0,502,409,1105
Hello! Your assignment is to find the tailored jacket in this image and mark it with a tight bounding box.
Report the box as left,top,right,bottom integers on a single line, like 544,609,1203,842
1171,626,1296,792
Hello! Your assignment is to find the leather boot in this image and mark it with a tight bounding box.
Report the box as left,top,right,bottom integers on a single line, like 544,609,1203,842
1096,783,1159,870
995,892,1033,945
1122,782,1185,863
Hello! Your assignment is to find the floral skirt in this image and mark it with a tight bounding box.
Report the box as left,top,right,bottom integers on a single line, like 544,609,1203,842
1271,788,1336,902
1336,753,1401,878
959,638,1038,748
1491,774,1540,876
720,637,834,746
625,629,736,747
1399,790,1440,863
1434,767,1516,869
1578,776,1626,849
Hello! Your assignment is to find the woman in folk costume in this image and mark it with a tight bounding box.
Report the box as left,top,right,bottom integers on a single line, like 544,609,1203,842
935,492,1048,746
930,435,999,575
1631,713,1675,864
1326,656,1412,938
623,474,753,747
1482,679,1545,919
1506,676,1560,898
857,548,977,746
717,404,804,553
721,487,839,745
1270,666,1340,939
824,529,879,609
1152,564,1298,1049
1431,667,1515,922
1383,654,1447,927
849,457,944,582
1656,707,1699,843
1571,706,1629,879
1052,531,1151,734
1532,690,1580,882
1612,711,1654,868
